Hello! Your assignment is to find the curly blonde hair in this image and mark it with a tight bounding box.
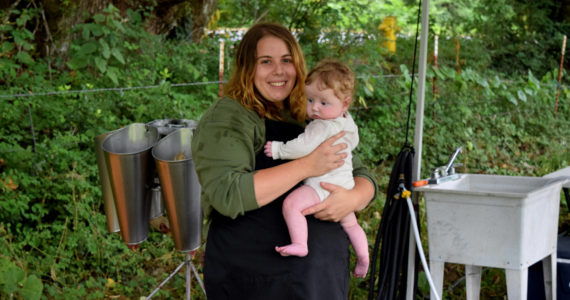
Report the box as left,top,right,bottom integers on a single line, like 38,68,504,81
306,59,355,106
224,23,307,123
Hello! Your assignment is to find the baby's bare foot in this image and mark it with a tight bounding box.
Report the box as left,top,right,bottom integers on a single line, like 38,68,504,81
275,244,308,257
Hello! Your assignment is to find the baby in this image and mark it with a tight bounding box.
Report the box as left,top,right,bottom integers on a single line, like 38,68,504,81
265,59,369,278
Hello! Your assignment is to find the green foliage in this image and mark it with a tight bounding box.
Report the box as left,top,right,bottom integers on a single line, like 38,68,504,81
0,257,43,300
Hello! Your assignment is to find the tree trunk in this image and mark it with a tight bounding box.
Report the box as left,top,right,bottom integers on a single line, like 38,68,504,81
190,0,219,43
3,0,218,59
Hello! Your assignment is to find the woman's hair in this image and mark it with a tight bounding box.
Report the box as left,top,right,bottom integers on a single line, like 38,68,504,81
306,59,355,106
224,23,307,122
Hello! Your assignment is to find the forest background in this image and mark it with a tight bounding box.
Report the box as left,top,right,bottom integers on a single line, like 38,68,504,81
1,0,569,299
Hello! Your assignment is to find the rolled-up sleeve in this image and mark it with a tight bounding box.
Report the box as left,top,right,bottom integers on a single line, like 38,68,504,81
352,155,378,203
191,98,265,219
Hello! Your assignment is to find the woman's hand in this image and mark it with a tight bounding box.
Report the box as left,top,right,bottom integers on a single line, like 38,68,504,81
302,131,347,178
302,177,375,222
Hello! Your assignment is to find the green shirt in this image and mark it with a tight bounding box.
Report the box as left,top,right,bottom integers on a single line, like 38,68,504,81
191,97,377,219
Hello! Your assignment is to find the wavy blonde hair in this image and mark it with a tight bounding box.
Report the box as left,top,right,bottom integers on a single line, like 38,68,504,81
224,23,307,123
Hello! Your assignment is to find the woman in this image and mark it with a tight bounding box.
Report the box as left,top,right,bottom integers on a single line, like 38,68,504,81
191,22,377,300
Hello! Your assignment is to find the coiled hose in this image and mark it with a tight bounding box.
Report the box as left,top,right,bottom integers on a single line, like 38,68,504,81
367,146,440,300
368,146,417,300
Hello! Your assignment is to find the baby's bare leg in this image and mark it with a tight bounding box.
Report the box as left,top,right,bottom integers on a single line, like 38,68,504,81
340,213,369,278
275,185,320,257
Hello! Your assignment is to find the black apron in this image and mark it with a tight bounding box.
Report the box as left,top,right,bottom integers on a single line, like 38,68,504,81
203,119,350,300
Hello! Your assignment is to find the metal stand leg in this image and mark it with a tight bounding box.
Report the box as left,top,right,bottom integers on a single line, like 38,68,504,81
145,253,206,299
186,254,191,300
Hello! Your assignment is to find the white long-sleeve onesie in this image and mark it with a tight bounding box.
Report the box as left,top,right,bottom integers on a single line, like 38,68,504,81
271,113,359,201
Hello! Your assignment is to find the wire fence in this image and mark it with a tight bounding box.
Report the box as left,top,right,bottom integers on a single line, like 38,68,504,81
1,73,568,156
0,81,225,99
1,75,567,99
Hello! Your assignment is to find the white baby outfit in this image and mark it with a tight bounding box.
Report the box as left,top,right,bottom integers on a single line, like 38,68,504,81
271,113,359,201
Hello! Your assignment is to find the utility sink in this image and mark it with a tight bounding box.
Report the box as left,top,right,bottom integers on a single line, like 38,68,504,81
414,173,567,269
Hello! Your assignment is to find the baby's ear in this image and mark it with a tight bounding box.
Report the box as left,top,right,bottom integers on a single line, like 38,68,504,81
342,98,351,111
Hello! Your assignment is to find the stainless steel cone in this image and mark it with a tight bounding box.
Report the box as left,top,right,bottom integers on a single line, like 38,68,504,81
146,119,198,220
152,128,202,252
102,123,159,245
94,130,121,233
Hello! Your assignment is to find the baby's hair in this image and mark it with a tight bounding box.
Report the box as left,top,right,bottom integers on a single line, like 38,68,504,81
306,59,355,105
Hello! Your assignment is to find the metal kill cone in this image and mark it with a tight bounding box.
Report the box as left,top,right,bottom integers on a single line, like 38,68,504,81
152,128,202,252
102,123,159,245
94,130,121,233
146,119,198,222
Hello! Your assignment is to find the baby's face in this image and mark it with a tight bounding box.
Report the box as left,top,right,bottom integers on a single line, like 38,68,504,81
305,79,348,120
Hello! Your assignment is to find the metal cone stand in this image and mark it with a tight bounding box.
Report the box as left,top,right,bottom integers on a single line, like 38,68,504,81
146,127,205,299
95,121,205,299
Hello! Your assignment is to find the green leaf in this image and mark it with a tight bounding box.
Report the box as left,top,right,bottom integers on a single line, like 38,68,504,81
517,90,527,102
100,40,111,59
66,56,87,70
94,57,107,73
82,26,90,40
91,24,104,37
111,48,125,64
106,67,119,85
111,19,126,33
78,42,97,56
1,41,14,53
476,77,489,88
93,14,105,24
0,259,25,294
18,275,43,300
365,81,374,93
16,51,33,65
505,92,517,105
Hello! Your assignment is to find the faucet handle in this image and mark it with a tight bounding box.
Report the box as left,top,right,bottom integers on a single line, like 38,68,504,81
431,168,441,179
448,163,463,175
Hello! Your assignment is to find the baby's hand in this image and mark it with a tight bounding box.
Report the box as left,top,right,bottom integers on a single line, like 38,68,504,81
264,141,273,157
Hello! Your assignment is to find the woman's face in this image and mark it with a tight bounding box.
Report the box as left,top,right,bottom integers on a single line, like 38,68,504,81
254,35,297,107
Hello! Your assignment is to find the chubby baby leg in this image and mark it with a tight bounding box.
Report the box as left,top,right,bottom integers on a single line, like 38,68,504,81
341,213,370,278
275,185,320,257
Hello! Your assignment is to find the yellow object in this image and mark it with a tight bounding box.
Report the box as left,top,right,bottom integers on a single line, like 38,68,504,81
378,16,401,53
105,278,116,289
401,190,411,199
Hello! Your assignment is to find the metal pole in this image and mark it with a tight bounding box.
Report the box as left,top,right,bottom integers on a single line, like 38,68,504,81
186,253,191,300
146,259,187,299
219,39,225,99
406,0,430,298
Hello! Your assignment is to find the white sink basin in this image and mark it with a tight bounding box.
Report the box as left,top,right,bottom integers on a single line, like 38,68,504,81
415,173,567,269
419,173,565,197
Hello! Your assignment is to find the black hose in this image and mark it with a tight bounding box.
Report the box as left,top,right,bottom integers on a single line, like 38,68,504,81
368,146,419,300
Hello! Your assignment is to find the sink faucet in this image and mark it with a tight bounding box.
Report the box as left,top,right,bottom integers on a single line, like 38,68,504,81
427,146,463,184
442,146,462,176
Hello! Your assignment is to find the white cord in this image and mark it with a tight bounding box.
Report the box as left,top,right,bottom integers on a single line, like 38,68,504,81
405,196,441,300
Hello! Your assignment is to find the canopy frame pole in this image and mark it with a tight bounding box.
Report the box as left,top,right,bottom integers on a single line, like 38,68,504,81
406,0,430,298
